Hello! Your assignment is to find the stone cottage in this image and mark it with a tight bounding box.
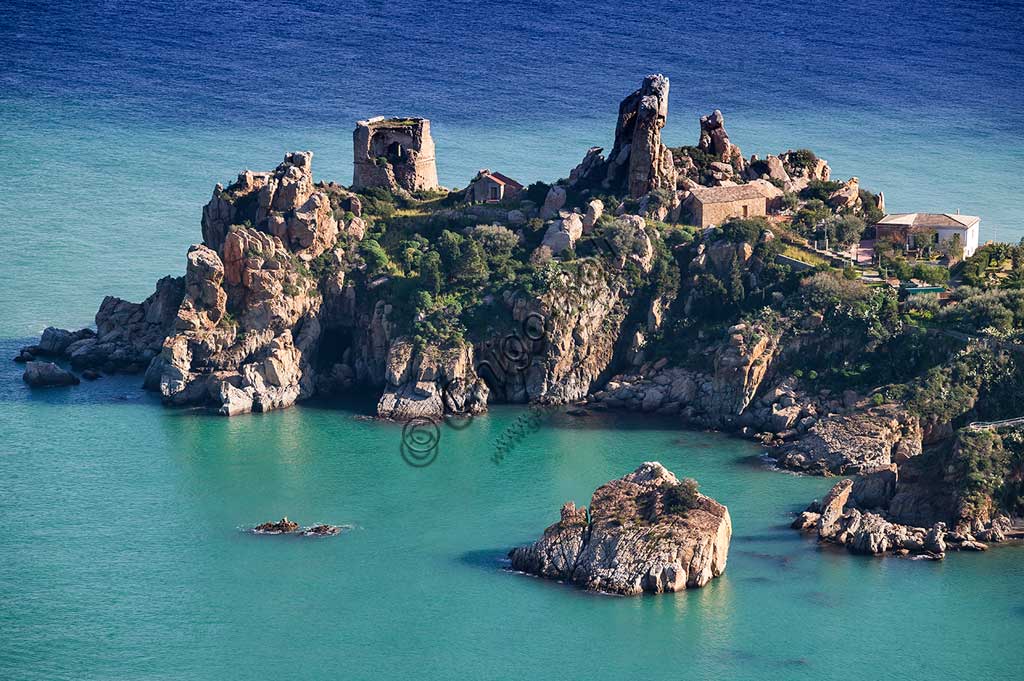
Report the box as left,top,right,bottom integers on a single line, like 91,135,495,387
352,117,439,192
467,170,523,203
688,185,767,228
874,212,981,258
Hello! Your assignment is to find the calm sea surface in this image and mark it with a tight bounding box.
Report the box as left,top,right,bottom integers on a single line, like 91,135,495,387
2,1,1023,679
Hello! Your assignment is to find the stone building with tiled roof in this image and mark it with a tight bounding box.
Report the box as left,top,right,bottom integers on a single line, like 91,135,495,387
874,212,981,257
467,169,524,203
688,184,767,228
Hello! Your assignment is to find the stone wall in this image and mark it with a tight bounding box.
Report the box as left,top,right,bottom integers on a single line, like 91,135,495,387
352,117,439,192
694,195,766,228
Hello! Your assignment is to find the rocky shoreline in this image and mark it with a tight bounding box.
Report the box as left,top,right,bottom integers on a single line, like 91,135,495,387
15,73,1023,564
792,474,1012,559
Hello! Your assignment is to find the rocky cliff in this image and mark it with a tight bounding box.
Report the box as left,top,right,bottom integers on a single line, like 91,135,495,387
509,462,731,595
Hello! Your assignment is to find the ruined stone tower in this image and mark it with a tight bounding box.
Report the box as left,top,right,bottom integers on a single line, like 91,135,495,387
352,117,439,192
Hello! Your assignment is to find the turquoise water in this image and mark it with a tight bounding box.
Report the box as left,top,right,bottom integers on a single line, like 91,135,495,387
2,349,1023,680
3,1,1024,678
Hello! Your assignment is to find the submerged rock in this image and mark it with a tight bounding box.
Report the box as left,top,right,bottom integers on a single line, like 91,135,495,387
509,462,731,595
23,361,79,387
300,524,343,537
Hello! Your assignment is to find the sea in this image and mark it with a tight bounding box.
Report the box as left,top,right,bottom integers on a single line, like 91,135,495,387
1,1,1023,679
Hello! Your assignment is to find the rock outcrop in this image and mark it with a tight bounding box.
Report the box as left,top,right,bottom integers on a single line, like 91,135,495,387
481,238,652,406
568,75,677,198
300,524,343,537
251,518,345,537
779,149,831,193
252,517,300,534
351,117,439,192
18,277,186,378
13,151,360,415
377,339,489,420
587,319,782,426
778,405,922,475
827,177,861,212
794,475,1011,560
23,361,79,387
698,109,746,173
509,462,731,595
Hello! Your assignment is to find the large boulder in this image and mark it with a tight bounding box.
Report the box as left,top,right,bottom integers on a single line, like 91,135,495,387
509,462,731,595
539,185,566,220
827,177,861,212
540,214,584,254
23,361,79,387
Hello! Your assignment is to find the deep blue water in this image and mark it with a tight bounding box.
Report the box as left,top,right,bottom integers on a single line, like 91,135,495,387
2,2,1024,679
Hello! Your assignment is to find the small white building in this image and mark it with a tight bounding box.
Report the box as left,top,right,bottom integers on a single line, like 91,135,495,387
874,212,981,258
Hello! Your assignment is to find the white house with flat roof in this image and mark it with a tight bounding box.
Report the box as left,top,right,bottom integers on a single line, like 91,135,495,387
873,212,980,258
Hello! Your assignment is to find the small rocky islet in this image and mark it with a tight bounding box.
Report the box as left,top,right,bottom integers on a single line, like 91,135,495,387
251,518,344,537
509,462,731,595
16,73,1022,569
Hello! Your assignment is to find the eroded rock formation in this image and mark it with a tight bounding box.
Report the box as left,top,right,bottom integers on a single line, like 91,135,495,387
509,462,731,595
793,473,1011,559
568,75,677,198
698,109,746,173
377,339,489,420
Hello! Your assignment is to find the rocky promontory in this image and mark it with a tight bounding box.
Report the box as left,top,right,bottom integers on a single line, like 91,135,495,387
509,462,731,595
15,73,1024,556
793,467,1014,559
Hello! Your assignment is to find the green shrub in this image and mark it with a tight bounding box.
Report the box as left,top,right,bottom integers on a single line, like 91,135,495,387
788,149,818,171
524,181,550,205
360,239,391,275
720,217,769,244
831,215,867,246
663,478,700,515
800,180,843,203
911,263,949,286
790,200,831,236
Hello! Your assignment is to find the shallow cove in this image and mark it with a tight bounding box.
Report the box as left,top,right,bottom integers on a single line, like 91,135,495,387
1,342,1022,680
